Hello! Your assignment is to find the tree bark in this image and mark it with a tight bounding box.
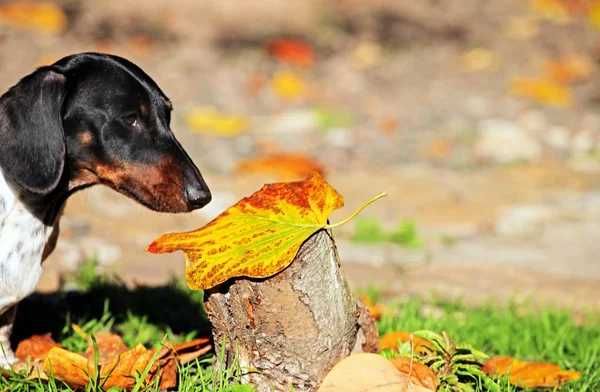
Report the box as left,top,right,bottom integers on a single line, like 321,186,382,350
204,229,380,392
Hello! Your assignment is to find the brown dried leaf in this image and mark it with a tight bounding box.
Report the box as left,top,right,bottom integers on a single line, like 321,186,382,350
15,334,63,361
81,333,129,363
389,356,438,391
317,353,434,392
171,337,213,365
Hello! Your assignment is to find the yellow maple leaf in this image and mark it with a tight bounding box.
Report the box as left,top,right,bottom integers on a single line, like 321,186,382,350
147,173,386,290
588,1,600,29
270,70,306,100
0,2,67,34
509,77,573,107
529,0,571,23
185,106,247,137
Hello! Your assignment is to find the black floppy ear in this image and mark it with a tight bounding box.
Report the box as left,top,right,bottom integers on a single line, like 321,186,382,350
0,67,66,195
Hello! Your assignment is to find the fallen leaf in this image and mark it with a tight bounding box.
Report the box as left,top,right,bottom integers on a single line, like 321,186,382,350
171,337,213,364
545,55,595,84
355,294,386,321
509,77,573,107
379,331,434,354
505,16,539,40
0,1,67,34
530,0,571,23
426,139,453,159
268,39,314,68
271,70,306,100
589,1,600,28
81,333,129,363
389,356,438,391
483,356,581,388
235,153,326,181
461,48,502,73
33,333,210,390
185,106,248,137
352,41,381,70
379,115,399,136
44,343,177,390
317,353,434,392
147,173,386,290
16,334,63,361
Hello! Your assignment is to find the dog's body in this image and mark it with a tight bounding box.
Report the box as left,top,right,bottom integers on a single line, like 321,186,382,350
0,53,211,365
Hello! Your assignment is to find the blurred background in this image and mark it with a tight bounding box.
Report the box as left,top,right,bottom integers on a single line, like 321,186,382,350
3,0,600,310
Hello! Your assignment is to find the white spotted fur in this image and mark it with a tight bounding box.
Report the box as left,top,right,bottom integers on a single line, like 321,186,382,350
0,167,53,365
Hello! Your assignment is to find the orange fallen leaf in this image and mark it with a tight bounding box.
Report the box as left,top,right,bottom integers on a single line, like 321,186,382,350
509,77,573,107
318,353,434,392
147,173,387,290
545,55,595,84
389,356,438,391
379,116,399,136
16,334,63,361
483,356,581,388
355,294,386,321
235,153,325,181
81,333,129,363
44,342,176,390
426,139,453,159
30,333,212,390
268,39,314,68
379,331,434,354
271,70,306,100
0,2,67,34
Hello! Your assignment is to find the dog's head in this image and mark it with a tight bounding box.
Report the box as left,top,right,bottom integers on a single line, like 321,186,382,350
0,53,211,213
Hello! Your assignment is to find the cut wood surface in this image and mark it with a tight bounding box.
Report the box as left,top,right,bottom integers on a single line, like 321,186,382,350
204,229,379,391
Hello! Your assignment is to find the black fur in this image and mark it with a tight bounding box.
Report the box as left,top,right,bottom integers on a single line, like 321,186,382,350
0,52,211,219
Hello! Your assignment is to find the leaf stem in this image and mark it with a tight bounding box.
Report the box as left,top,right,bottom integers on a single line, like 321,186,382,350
324,191,388,229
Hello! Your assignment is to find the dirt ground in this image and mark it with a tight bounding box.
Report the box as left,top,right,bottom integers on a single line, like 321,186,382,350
1,0,600,310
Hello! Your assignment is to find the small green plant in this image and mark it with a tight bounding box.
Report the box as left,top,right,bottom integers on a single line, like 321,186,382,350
350,217,388,243
389,220,423,248
413,330,500,392
351,217,424,249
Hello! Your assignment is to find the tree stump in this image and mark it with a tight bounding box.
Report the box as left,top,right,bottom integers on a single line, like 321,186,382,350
204,229,380,391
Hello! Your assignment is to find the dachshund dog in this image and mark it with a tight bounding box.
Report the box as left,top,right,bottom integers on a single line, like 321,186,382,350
0,53,211,365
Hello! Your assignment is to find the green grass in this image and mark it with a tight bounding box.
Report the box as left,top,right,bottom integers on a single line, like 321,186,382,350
377,298,600,391
3,260,598,391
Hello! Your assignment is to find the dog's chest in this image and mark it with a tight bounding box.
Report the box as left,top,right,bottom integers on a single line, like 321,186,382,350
0,170,52,312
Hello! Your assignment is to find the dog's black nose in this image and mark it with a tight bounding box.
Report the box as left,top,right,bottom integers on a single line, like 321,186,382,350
185,184,212,210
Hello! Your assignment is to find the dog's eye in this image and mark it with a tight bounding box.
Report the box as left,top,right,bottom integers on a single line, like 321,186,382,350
122,113,140,128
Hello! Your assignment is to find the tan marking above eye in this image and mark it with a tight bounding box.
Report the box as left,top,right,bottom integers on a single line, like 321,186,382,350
165,100,173,110
79,132,93,144
140,105,149,116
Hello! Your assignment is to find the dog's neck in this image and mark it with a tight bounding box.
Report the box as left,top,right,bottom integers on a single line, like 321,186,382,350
0,168,62,227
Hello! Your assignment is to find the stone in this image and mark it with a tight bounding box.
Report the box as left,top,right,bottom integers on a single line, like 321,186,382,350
547,126,571,151
324,127,353,148
495,205,558,235
475,119,542,163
